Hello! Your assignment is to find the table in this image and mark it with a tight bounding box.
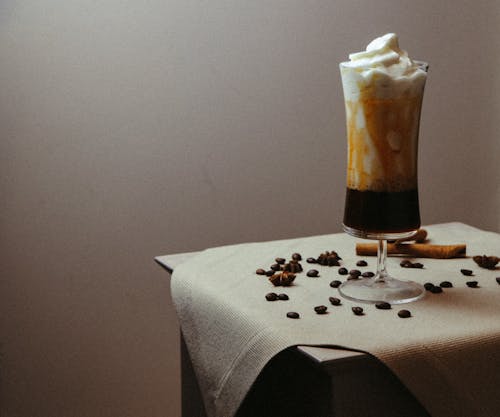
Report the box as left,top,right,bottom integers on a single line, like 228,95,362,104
156,223,500,417
156,253,430,417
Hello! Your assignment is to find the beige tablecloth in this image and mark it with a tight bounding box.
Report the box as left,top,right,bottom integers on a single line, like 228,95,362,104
171,223,500,417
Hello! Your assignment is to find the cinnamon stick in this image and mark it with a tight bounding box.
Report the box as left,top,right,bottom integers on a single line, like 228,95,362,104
391,228,428,243
356,243,466,259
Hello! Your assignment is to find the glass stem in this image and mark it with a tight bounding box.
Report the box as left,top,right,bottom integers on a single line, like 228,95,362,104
375,239,389,282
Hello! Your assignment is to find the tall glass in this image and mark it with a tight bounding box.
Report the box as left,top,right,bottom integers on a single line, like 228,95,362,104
338,61,428,304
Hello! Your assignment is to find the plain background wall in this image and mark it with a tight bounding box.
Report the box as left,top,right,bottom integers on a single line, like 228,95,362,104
1,1,499,416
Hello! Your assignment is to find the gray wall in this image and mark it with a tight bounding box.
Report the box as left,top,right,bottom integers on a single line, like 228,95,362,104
1,1,499,416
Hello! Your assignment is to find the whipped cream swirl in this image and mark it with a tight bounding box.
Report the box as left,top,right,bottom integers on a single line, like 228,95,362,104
340,33,427,99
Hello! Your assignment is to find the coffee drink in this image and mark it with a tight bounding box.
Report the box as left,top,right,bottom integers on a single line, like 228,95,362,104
339,34,427,234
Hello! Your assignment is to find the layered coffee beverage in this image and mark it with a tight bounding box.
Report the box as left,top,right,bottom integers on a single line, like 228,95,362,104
340,34,427,235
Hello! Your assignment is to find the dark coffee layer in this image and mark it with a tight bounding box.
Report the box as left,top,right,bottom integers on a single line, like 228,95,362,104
343,188,420,233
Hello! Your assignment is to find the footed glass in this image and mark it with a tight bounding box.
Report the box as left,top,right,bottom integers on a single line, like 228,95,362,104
338,60,429,305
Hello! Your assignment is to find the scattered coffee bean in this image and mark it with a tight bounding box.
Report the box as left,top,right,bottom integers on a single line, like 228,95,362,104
430,286,443,294
278,293,289,301
375,302,391,310
329,296,341,306
265,292,278,301
306,257,317,264
265,270,274,276
352,306,364,316
400,260,424,269
286,312,300,319
256,268,266,275
400,260,413,268
466,281,479,288
424,282,435,291
496,277,500,285
362,271,375,278
329,280,342,288
270,263,281,271
461,269,473,276
349,269,361,277
292,253,302,261
398,309,411,318
356,260,368,267
440,281,453,288
306,269,319,277
338,267,348,275
314,305,328,314
275,257,286,265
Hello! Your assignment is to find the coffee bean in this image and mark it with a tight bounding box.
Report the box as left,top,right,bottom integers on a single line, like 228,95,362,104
265,270,274,276
329,280,342,288
466,281,479,288
440,281,453,288
356,260,368,267
398,309,411,318
314,305,328,314
362,271,375,278
292,253,302,261
347,274,360,281
270,263,281,271
399,259,424,269
265,292,278,301
424,282,435,291
277,293,289,300
461,269,473,276
329,297,341,306
286,312,300,319
306,257,317,264
352,306,364,316
306,269,319,277
496,277,500,285
349,269,361,277
375,302,391,310
430,286,443,294
338,267,348,275
256,268,266,275
400,260,413,268
275,257,286,265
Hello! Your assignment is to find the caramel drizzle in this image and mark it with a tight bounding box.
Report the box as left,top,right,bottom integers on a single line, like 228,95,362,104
346,93,423,191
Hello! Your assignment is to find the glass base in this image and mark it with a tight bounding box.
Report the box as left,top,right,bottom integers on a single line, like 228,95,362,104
341,224,424,304
338,276,425,305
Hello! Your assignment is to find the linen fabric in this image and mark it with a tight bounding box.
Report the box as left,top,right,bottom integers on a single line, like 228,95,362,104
171,223,500,417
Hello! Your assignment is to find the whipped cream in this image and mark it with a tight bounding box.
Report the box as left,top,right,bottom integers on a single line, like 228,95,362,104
340,33,426,99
